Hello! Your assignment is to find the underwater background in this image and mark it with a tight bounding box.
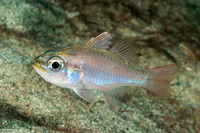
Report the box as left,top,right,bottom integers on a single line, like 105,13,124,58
0,0,199,132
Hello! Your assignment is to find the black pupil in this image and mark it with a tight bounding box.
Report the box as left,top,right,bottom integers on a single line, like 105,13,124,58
52,62,60,69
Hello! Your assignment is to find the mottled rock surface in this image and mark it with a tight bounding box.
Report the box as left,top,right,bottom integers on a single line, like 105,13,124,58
0,0,199,132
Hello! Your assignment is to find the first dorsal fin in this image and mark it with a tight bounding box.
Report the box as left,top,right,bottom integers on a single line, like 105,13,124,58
85,32,112,50
110,38,138,65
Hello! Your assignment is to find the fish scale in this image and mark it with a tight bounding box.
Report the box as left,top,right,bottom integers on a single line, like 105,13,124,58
74,46,146,86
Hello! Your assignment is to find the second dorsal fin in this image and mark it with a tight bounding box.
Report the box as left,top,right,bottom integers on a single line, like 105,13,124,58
85,32,112,50
110,38,138,65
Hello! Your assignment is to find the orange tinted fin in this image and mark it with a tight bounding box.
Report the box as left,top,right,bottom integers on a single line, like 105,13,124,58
141,63,182,97
141,79,171,97
110,38,139,65
85,32,112,50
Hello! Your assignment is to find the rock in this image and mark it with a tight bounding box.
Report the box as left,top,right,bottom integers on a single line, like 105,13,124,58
0,0,199,132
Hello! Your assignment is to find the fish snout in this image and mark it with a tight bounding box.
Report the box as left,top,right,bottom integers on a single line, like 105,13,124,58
32,57,45,70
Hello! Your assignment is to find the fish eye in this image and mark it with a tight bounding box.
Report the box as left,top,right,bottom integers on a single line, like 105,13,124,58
52,62,60,69
47,56,64,72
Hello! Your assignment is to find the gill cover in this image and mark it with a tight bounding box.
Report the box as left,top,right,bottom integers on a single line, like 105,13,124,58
46,56,82,87
66,67,81,86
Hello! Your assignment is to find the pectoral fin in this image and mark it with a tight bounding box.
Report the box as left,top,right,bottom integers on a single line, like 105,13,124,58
73,89,96,104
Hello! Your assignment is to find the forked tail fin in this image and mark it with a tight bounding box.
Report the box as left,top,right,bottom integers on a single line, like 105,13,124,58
141,63,182,97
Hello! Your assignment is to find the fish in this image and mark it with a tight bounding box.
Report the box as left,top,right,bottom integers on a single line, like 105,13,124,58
32,32,182,108
179,43,198,64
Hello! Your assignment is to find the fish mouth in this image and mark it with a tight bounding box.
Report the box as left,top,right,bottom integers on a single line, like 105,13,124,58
32,60,45,72
32,62,39,69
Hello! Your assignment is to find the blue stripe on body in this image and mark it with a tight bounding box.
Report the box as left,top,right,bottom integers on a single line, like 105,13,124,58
83,66,146,86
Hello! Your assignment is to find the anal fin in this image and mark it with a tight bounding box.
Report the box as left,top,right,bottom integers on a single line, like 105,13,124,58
82,79,130,108
103,87,130,108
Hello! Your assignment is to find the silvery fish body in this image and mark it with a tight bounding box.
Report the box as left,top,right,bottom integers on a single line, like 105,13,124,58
32,32,181,107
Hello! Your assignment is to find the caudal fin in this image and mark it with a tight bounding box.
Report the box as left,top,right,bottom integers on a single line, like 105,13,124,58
141,63,182,97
